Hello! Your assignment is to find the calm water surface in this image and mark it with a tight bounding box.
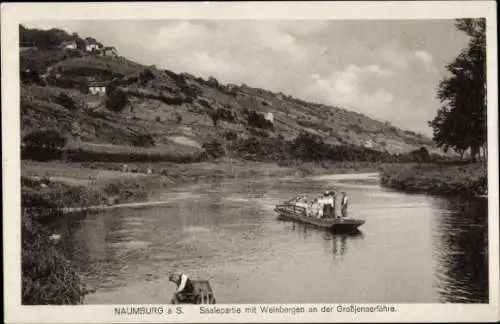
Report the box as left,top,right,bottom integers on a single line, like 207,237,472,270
54,173,488,304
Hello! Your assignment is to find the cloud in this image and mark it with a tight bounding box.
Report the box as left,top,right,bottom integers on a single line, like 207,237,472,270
413,50,434,69
303,64,395,113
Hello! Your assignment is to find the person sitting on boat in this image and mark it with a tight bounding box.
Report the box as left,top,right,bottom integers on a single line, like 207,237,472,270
341,192,349,218
169,272,195,303
309,198,320,217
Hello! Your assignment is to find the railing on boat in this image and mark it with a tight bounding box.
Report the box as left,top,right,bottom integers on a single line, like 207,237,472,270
275,203,307,217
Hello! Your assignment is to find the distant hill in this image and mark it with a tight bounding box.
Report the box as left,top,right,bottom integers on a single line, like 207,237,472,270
20,26,441,164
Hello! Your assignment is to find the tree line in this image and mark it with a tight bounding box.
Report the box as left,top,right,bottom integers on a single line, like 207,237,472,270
20,25,103,51
429,18,487,162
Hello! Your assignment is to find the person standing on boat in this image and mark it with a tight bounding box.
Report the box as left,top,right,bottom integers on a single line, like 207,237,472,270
341,192,349,218
321,191,335,218
310,198,319,218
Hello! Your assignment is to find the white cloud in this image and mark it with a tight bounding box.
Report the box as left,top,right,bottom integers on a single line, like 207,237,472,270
377,44,435,72
414,50,434,69
304,64,394,113
365,64,393,76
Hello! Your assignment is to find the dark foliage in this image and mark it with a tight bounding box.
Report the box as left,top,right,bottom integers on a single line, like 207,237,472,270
63,148,206,163
429,18,486,161
21,130,67,161
20,69,46,86
139,68,155,85
130,133,155,147
202,139,227,158
22,214,86,305
105,87,129,112
245,111,274,130
55,93,78,110
224,131,238,141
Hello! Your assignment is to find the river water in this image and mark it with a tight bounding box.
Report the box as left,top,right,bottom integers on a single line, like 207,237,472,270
54,173,488,304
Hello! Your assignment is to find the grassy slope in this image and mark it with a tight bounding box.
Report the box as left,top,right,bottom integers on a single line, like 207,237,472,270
20,49,438,161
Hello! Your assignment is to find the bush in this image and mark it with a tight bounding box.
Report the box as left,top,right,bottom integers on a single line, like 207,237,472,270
289,132,329,161
212,108,236,125
224,131,238,141
379,163,487,197
198,98,212,110
63,147,207,163
56,93,78,110
22,129,67,161
246,111,274,130
130,133,155,147
202,139,226,158
231,136,289,161
207,76,220,89
105,87,129,113
139,68,155,85
22,214,85,304
175,113,183,124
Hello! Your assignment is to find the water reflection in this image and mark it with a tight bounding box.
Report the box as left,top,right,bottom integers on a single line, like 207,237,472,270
49,174,488,304
289,221,364,259
433,198,488,303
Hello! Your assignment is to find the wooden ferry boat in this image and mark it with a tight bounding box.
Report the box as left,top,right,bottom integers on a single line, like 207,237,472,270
274,194,365,232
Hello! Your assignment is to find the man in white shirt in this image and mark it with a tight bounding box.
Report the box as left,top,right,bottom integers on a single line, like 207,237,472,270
341,192,349,218
169,272,195,303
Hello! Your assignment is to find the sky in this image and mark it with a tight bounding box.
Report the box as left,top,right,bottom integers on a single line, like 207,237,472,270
24,20,471,135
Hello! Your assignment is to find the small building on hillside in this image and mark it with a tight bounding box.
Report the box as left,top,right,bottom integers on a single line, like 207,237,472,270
364,139,375,148
60,41,77,50
88,81,107,96
264,112,274,123
225,84,238,95
98,46,118,57
86,43,101,52
85,38,102,52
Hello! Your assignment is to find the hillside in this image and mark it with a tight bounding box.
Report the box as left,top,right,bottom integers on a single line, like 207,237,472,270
20,28,439,164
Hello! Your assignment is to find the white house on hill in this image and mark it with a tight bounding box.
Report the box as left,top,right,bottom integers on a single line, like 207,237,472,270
86,43,101,52
364,139,375,148
88,81,107,96
60,41,77,50
264,112,274,123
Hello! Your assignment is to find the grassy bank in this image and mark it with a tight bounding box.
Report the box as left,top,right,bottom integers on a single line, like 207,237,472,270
380,162,487,197
22,210,87,305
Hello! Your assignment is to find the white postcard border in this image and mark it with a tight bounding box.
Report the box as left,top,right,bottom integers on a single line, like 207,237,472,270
2,1,498,323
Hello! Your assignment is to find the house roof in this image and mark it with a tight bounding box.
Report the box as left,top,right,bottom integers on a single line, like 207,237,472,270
88,82,107,87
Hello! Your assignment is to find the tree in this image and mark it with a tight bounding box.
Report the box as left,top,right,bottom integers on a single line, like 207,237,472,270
21,129,67,160
105,87,129,113
429,18,486,161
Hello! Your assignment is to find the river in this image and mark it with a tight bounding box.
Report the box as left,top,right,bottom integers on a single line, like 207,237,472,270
53,173,488,304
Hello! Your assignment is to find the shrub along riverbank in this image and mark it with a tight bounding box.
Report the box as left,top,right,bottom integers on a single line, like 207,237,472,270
379,162,487,197
22,213,86,304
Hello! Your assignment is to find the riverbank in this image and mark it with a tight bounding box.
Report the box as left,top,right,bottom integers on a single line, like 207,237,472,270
21,158,383,304
21,159,383,217
380,162,487,197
